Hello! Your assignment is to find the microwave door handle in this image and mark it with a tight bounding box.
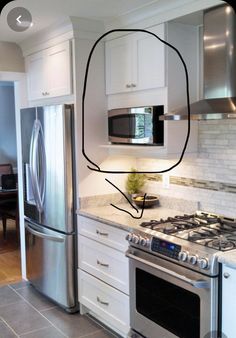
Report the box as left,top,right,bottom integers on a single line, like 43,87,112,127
126,250,210,289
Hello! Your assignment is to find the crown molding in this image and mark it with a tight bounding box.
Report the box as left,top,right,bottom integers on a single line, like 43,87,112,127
20,16,105,56
105,0,222,32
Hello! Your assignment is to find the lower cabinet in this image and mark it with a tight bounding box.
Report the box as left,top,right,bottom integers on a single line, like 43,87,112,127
79,236,129,294
78,270,130,336
77,215,130,337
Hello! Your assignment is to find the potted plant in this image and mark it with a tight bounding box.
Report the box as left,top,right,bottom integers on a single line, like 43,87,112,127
125,168,146,196
125,168,159,208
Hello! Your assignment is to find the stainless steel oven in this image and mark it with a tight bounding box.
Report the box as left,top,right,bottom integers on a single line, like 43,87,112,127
127,247,218,338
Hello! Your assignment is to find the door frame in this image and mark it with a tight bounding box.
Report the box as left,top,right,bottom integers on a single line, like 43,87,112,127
0,71,28,279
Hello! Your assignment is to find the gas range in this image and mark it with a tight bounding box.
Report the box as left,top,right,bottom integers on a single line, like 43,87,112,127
126,211,236,276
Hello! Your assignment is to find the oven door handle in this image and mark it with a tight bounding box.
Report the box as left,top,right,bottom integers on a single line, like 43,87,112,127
126,250,210,289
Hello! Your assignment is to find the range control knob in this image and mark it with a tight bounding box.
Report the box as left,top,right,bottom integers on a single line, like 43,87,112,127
198,258,209,269
178,251,189,262
126,233,133,242
132,234,140,244
140,237,148,246
188,255,198,265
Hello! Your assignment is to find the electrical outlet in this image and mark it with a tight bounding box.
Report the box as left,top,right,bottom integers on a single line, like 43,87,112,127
162,174,170,189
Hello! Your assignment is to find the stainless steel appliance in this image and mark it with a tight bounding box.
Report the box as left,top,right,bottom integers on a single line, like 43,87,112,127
108,106,164,145
20,104,78,312
126,211,236,338
160,4,236,121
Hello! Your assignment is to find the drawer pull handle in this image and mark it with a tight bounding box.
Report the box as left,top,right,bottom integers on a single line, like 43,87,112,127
224,272,230,279
96,230,109,236
97,296,109,306
97,260,109,267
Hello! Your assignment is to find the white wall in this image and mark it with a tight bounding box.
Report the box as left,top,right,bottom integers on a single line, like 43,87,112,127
0,82,17,167
79,155,137,198
0,42,25,73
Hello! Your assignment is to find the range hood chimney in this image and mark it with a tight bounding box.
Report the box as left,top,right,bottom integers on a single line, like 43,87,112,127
160,4,236,121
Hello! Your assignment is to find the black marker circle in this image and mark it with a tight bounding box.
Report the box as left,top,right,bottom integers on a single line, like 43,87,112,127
82,28,191,174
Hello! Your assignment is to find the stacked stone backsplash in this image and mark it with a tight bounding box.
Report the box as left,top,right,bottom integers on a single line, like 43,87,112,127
137,120,236,217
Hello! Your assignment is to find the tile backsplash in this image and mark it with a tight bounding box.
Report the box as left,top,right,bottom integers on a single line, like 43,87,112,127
137,120,236,217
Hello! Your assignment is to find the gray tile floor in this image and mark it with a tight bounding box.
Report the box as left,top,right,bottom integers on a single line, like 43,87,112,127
0,282,120,338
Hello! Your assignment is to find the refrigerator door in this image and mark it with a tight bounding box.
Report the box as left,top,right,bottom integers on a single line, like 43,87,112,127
25,219,76,309
21,105,75,233
38,105,74,233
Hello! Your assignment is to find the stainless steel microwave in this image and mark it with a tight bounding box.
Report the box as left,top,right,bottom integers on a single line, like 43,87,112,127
108,106,164,145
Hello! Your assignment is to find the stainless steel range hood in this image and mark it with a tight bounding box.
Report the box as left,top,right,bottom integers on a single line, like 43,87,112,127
160,4,236,121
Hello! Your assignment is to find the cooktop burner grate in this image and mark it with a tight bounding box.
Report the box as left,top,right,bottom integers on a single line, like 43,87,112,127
207,238,236,251
140,212,236,251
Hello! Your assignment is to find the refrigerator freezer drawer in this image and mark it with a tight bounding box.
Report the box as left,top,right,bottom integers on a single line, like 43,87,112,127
25,220,76,310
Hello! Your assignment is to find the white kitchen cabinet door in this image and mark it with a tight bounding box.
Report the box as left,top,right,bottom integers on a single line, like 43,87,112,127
77,215,128,252
105,23,165,95
78,269,130,336
26,50,45,100
105,35,133,94
26,41,72,101
222,265,236,338
46,41,72,98
78,235,129,294
134,24,165,91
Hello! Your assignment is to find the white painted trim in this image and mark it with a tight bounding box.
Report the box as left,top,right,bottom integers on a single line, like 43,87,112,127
20,17,105,57
28,94,75,107
0,72,25,81
21,31,74,57
0,71,28,280
20,17,74,56
105,0,222,33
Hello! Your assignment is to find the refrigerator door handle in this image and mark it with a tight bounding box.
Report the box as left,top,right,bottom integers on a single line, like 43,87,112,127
29,119,46,213
29,120,40,210
38,123,46,207
25,223,65,243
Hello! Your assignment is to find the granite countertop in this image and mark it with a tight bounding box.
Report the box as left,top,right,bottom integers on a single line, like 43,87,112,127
78,199,236,269
78,203,185,232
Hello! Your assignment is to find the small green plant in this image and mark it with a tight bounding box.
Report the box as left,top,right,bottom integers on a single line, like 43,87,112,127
125,168,146,195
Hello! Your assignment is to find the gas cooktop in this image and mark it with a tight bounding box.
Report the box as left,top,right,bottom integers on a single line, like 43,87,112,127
126,211,236,276
140,211,236,252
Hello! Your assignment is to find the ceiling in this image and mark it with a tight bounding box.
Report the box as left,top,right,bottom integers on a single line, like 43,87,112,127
0,0,162,43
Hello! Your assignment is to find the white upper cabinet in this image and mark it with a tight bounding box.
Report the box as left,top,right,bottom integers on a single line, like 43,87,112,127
106,35,133,94
26,50,45,101
26,40,72,101
135,25,165,91
105,24,165,95
46,42,72,98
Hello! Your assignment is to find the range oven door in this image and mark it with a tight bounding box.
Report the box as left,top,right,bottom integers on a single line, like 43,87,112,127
127,248,218,338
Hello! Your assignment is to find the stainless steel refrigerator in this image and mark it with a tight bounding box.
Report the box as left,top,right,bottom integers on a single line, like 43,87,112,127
20,104,78,312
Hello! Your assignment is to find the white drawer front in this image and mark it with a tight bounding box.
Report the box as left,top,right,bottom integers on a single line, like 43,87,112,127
79,236,129,294
78,215,128,252
78,269,130,335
